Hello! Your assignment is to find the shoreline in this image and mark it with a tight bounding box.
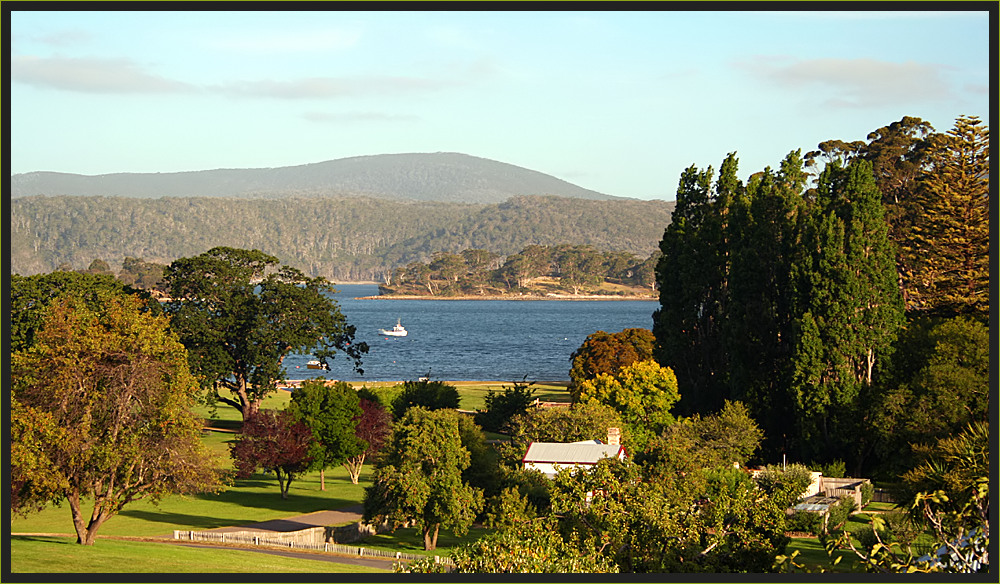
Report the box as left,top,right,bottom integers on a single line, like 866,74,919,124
355,294,656,301
278,379,571,389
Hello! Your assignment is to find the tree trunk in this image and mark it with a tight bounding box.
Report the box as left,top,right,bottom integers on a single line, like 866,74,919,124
344,454,365,484
68,490,111,545
320,469,326,491
277,469,290,499
423,523,440,550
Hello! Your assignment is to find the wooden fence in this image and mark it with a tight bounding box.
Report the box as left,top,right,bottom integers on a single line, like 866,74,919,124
172,529,454,567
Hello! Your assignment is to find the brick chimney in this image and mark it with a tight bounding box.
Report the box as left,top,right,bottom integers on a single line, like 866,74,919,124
607,427,621,446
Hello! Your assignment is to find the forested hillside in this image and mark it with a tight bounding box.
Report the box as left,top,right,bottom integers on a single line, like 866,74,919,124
10,195,674,281
10,152,620,203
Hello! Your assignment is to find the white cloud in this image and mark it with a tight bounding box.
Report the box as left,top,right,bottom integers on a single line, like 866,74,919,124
217,74,450,99
302,111,420,123
11,55,196,94
736,56,955,108
206,27,363,53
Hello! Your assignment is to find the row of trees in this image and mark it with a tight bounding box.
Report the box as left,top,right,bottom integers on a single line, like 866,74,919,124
10,246,375,543
385,244,659,296
653,115,989,474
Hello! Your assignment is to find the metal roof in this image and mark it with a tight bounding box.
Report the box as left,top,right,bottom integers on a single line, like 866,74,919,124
522,442,626,464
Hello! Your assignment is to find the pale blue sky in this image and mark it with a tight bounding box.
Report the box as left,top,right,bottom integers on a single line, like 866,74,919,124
9,7,991,200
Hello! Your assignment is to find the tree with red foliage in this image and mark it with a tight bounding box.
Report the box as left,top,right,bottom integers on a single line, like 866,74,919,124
343,398,393,484
230,409,313,499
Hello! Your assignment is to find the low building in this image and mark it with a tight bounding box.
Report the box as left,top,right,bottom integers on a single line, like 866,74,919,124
522,440,627,479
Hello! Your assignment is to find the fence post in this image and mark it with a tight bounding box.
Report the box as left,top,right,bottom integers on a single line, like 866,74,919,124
189,531,193,540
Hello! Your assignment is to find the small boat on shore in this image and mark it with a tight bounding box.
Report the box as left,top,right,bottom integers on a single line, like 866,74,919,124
379,319,408,337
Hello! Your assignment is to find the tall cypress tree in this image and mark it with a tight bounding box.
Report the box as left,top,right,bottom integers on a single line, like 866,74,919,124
789,160,904,463
726,151,805,459
654,155,738,416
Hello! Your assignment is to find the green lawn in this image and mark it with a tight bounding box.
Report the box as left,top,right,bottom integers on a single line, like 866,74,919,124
9,536,389,573
10,465,372,538
448,381,572,411
785,536,861,572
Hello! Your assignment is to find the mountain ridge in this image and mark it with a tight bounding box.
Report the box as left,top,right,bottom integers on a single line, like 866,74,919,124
10,152,633,204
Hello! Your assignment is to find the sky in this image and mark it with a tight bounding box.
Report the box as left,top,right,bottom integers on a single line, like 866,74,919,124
8,6,992,201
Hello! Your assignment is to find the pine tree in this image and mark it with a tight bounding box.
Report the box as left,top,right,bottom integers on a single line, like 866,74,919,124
904,116,989,320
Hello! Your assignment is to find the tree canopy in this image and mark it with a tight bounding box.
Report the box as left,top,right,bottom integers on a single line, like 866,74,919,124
903,115,989,320
654,151,904,467
574,360,679,450
389,379,460,419
229,408,314,499
363,408,484,550
9,271,158,353
287,380,364,491
568,328,656,397
342,397,393,485
164,246,367,419
10,295,221,545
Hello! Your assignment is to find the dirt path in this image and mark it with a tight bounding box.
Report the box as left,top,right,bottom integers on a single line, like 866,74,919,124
202,503,364,534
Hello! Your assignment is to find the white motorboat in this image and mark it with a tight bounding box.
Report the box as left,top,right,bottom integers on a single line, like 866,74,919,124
379,319,408,337
306,359,328,370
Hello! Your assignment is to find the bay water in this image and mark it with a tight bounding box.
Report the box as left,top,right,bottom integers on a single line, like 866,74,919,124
285,284,657,382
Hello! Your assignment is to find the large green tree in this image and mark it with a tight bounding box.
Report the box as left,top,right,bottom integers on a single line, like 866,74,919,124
654,151,903,468
363,408,484,550
9,271,158,353
867,316,989,477
164,246,367,419
575,360,680,450
653,160,731,415
10,296,221,545
287,379,364,491
389,379,460,419
724,153,806,456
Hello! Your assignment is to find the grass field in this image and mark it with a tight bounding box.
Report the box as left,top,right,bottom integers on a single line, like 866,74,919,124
10,464,371,538
10,536,389,573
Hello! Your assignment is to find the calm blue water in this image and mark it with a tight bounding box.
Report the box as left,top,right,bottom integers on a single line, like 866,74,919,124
284,284,657,382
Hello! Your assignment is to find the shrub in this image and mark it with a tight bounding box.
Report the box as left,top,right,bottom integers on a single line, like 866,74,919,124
881,510,923,547
475,379,536,434
785,510,822,535
860,481,874,507
813,459,846,478
755,463,814,509
390,380,460,419
824,496,857,533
